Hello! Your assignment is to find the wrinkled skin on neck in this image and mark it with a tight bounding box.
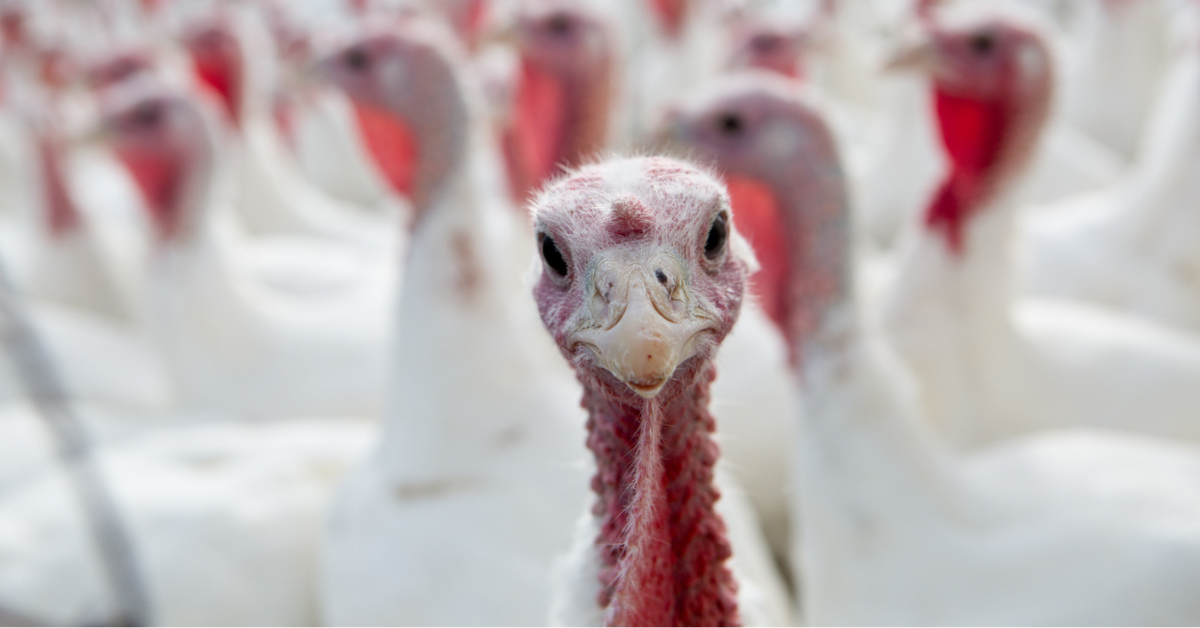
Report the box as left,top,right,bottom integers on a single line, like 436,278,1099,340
581,354,739,627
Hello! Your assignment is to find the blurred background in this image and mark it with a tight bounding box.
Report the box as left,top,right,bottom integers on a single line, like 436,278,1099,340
0,0,1198,624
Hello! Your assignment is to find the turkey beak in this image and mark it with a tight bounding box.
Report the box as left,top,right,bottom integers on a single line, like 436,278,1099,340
479,17,520,47
288,57,323,93
301,55,329,86
576,263,712,398
74,121,113,147
885,36,935,73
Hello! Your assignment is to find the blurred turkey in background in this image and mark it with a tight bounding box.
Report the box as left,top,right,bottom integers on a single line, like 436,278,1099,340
0,0,1199,625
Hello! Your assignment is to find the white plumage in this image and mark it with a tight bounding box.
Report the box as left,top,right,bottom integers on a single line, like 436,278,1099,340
313,20,590,625
0,0,1198,624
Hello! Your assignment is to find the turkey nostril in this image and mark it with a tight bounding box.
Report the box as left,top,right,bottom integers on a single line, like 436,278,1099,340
655,270,667,285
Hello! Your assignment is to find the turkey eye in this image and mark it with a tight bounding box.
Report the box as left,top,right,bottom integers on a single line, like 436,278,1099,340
546,12,572,36
110,59,139,81
344,46,369,71
751,33,782,53
717,113,743,135
131,103,162,127
970,32,995,55
704,212,728,260
541,234,568,277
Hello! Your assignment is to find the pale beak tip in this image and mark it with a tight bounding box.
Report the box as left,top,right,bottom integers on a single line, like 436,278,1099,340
626,375,670,398
73,124,111,147
884,40,935,73
479,22,520,47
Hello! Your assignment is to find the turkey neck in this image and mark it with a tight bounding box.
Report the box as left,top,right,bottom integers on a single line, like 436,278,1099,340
558,60,612,174
379,64,561,483
581,360,739,627
506,53,612,203
882,69,1052,442
777,117,978,626
123,110,221,247
921,52,1052,259
388,72,468,218
729,114,852,365
131,106,269,398
768,112,959,507
912,71,1050,286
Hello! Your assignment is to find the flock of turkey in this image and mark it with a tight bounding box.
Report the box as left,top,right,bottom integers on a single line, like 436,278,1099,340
0,0,1199,624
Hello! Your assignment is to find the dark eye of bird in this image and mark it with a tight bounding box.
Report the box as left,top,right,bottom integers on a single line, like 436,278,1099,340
541,234,568,277
718,113,743,135
131,103,162,128
546,12,572,36
344,46,369,71
970,32,995,55
111,59,138,81
751,33,782,53
705,212,728,260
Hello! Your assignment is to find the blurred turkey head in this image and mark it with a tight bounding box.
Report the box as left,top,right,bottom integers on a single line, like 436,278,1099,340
500,2,614,202
182,14,244,126
728,24,809,79
890,9,1054,253
315,19,468,212
0,2,27,52
660,73,846,350
94,82,213,241
726,5,835,82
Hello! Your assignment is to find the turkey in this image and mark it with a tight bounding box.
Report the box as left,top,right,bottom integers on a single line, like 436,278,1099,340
91,78,394,420
0,202,374,625
855,1,1123,254
498,2,615,205
667,74,1200,624
879,7,1200,448
312,18,591,625
657,72,812,560
532,156,793,626
0,415,375,625
0,84,171,412
180,6,405,249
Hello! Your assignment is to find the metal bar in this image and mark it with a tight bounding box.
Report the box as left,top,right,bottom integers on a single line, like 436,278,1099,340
0,262,151,627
